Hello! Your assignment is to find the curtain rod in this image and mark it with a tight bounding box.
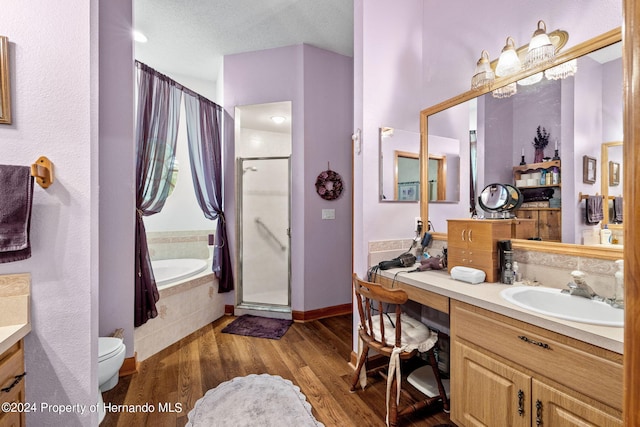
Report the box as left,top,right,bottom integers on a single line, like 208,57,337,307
135,60,222,111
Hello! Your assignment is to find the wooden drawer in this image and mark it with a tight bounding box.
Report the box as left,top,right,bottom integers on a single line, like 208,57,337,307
448,251,498,282
0,341,25,427
374,274,449,314
451,301,623,411
0,342,24,400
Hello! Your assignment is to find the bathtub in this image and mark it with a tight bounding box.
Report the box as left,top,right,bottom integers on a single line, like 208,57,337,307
151,258,208,289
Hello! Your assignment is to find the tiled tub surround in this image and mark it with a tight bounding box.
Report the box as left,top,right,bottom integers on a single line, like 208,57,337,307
136,230,224,361
146,230,214,261
368,237,621,300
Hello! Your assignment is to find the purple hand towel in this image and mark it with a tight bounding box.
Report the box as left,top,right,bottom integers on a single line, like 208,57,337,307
613,196,623,223
585,195,604,225
0,165,34,263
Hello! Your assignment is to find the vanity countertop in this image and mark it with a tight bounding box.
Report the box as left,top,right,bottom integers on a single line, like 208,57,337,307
378,268,624,354
0,273,31,355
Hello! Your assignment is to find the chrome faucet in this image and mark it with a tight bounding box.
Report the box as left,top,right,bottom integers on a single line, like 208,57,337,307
562,270,597,299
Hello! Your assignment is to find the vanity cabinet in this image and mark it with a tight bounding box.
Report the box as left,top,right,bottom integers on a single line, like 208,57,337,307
447,219,535,282
0,340,26,427
450,301,623,427
513,208,561,241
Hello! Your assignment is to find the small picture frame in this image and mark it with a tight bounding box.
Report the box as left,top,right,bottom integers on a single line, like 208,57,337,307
583,155,597,184
609,161,620,186
398,182,419,201
0,35,11,125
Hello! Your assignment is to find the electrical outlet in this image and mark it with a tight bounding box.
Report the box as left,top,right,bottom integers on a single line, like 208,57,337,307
414,217,423,233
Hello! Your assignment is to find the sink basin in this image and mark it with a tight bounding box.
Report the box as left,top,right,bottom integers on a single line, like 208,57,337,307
500,286,624,327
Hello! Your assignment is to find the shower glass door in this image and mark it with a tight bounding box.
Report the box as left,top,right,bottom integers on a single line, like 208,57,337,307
238,157,291,308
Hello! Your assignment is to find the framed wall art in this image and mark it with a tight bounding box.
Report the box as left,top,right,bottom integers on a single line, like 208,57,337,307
0,36,11,124
583,155,597,184
609,161,620,186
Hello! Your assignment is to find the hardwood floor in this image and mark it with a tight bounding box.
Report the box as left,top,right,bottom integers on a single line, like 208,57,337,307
101,314,453,427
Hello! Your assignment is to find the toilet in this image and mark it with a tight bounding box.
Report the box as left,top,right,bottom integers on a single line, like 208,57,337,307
98,337,126,423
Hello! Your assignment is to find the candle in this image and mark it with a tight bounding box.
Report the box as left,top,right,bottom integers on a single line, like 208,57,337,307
555,139,558,150
521,147,524,156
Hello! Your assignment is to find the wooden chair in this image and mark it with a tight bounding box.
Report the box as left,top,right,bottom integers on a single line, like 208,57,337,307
350,273,449,426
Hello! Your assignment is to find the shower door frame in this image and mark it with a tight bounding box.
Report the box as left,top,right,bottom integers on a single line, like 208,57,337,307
236,156,292,311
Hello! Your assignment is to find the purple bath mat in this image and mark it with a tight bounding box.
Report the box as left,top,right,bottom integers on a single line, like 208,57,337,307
222,314,293,340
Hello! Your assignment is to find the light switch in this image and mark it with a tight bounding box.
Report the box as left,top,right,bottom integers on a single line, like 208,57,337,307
322,209,335,220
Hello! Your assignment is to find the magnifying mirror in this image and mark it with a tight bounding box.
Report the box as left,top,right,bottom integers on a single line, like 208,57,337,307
478,183,523,217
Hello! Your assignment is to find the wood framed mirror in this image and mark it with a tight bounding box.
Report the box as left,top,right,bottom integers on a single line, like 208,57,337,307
420,27,623,260
0,36,11,125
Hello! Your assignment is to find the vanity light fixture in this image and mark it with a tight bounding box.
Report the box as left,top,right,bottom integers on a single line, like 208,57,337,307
471,50,495,90
270,116,286,124
524,20,555,69
518,71,544,86
495,37,521,77
492,37,521,98
492,83,517,98
545,58,578,80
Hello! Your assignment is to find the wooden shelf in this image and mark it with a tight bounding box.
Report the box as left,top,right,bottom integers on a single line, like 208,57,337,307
515,184,561,189
513,159,561,172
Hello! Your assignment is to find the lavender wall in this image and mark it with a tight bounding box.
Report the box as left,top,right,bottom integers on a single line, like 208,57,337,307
224,44,353,312
0,1,100,425
353,0,425,287
99,0,135,359
301,46,354,310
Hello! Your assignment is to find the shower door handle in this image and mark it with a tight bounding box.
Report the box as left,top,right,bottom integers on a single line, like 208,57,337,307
287,228,291,237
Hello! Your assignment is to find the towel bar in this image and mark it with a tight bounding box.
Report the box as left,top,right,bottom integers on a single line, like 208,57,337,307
30,156,54,188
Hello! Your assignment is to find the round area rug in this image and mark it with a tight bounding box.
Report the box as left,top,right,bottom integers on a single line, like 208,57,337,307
186,374,324,427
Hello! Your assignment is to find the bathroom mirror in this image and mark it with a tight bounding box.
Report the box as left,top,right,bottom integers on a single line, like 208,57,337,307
420,28,623,259
379,127,460,202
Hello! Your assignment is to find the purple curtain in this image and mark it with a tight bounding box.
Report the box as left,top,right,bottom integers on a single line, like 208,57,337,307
134,62,183,326
183,92,234,293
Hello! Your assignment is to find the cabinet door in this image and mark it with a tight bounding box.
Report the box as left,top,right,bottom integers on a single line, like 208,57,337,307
448,221,469,249
512,219,537,240
532,380,622,427
466,222,500,252
538,210,561,241
451,340,530,427
514,210,540,237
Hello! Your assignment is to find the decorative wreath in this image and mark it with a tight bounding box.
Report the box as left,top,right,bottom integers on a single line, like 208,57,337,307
315,169,344,201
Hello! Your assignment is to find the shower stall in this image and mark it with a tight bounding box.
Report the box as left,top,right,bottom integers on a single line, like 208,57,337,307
237,156,291,312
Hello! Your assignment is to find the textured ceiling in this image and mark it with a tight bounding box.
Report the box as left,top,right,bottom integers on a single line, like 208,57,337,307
134,0,354,84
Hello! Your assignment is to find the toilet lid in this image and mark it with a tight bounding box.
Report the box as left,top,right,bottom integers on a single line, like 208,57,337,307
99,337,124,362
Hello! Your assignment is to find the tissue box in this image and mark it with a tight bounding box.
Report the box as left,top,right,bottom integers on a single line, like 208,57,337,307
450,266,486,284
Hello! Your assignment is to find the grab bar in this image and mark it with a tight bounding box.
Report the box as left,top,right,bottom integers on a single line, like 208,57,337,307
255,217,287,251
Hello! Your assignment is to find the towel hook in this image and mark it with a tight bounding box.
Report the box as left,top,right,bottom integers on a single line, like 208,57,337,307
30,156,54,188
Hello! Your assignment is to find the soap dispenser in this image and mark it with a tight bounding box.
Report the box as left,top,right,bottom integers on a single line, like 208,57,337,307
600,225,612,244
614,259,624,308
